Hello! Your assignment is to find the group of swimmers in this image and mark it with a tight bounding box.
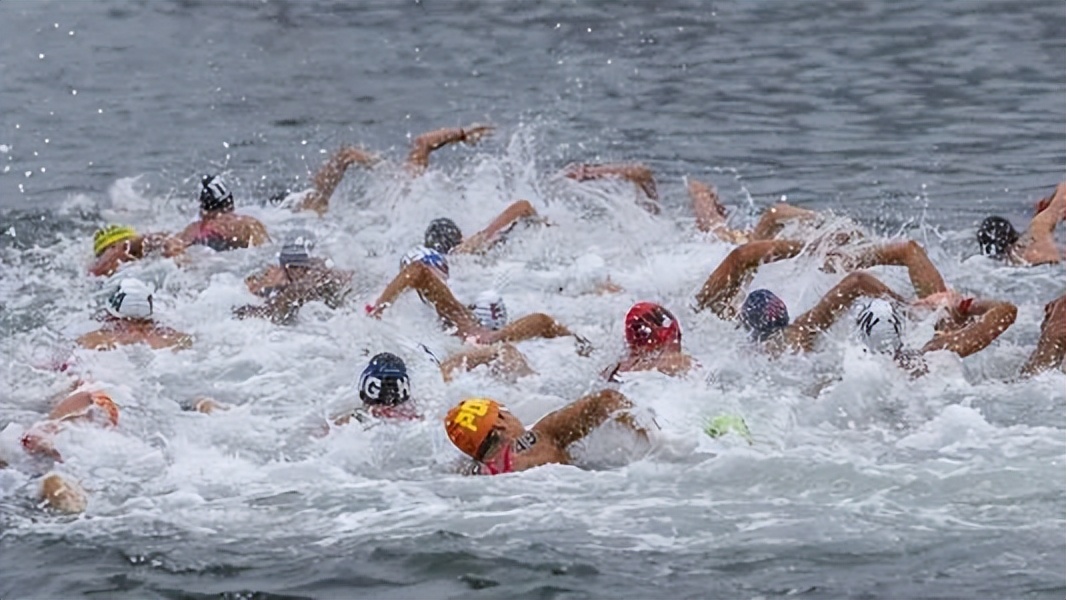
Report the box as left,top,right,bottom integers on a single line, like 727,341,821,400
6,122,1064,514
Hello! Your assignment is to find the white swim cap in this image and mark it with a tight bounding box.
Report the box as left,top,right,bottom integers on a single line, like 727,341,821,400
106,278,154,319
470,290,508,330
856,298,903,354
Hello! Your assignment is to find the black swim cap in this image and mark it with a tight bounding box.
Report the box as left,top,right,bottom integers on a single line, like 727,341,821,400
200,175,235,213
976,216,1018,257
424,218,463,254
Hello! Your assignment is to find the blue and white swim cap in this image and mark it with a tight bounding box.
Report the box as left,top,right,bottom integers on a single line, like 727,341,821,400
400,246,449,280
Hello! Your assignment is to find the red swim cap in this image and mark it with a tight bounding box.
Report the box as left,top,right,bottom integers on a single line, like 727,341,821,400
625,302,681,350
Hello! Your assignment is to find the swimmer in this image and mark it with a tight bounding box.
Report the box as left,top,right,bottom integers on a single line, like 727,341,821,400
235,236,353,324
332,353,422,425
367,248,593,354
77,278,192,350
694,239,1016,360
443,390,648,475
17,390,121,514
422,200,547,256
563,162,660,214
602,302,695,381
89,224,186,277
976,182,1065,266
20,390,121,462
687,178,821,244
438,291,535,382
175,175,270,251
1020,292,1066,376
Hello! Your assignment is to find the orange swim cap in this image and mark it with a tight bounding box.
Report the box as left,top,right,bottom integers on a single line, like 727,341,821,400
444,398,501,459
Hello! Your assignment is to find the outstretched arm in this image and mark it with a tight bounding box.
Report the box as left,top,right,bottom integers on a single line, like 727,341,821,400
452,200,540,254
1021,293,1066,376
784,271,906,353
482,312,593,355
1017,182,1065,265
406,124,493,175
366,263,483,337
565,162,660,213
826,240,948,299
532,389,645,449
693,240,805,319
439,343,535,382
688,179,748,243
296,146,378,215
921,298,1017,358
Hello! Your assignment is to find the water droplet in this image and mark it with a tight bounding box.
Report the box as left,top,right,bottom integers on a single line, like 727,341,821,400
71,89,77,96
587,27,592,33
44,138,49,144
98,108,103,114
69,30,75,36
222,141,229,148
24,170,32,177
38,53,45,59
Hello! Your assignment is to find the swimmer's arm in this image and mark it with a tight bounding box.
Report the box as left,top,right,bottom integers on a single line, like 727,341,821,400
296,146,378,215
368,263,482,336
749,203,820,242
921,298,1017,358
565,163,659,201
533,389,643,449
786,272,906,353
453,200,539,254
89,241,136,277
830,240,948,299
483,313,593,355
439,345,532,382
1018,182,1065,265
406,124,493,175
693,240,805,319
1020,294,1066,376
688,179,747,243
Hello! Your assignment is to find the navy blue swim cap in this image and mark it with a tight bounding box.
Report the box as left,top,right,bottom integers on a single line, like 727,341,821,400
359,352,411,406
740,289,789,341
424,218,463,254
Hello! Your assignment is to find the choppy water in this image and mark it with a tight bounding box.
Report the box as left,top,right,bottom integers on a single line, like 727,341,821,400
1,1,1064,598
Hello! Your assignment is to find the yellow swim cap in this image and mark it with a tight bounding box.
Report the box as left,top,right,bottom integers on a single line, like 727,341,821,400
93,225,137,256
444,398,501,459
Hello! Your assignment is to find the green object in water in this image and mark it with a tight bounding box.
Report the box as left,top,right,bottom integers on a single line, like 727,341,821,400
704,414,753,444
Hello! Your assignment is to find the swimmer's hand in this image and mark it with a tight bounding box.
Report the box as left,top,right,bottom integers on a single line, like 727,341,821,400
459,124,493,145
337,145,379,167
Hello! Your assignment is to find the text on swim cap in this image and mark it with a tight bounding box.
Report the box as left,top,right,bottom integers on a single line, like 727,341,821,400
454,399,492,431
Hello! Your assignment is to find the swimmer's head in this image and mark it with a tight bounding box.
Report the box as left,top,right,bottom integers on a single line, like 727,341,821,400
359,352,411,406
93,224,138,256
740,289,789,341
199,175,235,213
424,218,463,254
106,278,154,320
400,246,449,280
445,397,516,460
856,298,904,354
976,216,1018,258
279,234,315,268
469,290,508,330
624,302,681,352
